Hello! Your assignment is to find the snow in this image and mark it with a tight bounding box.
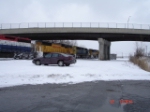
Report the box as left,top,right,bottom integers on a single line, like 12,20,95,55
0,58,150,88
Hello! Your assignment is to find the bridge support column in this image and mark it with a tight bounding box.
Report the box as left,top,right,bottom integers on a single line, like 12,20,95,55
98,38,111,60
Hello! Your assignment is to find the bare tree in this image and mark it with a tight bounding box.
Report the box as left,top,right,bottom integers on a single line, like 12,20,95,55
148,52,150,56
63,40,77,46
44,40,77,46
77,45,86,48
70,40,77,46
134,41,145,58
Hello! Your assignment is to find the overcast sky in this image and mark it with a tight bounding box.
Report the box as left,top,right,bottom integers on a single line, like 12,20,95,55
0,0,150,56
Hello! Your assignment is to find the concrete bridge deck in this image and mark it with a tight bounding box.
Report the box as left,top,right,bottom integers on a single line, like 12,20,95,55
0,22,150,41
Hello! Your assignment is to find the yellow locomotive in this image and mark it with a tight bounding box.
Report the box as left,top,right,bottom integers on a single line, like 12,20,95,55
35,41,76,55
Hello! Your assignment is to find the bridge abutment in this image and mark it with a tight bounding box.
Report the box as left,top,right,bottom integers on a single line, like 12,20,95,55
98,38,111,60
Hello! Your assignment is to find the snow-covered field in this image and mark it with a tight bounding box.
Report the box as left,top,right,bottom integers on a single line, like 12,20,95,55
0,58,150,88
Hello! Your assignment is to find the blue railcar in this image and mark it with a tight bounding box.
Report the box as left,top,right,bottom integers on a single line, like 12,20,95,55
0,35,32,58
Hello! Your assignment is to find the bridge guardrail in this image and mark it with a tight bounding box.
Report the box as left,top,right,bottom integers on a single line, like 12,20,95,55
0,22,150,30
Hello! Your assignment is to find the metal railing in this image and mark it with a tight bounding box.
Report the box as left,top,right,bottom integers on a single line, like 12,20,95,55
0,22,150,30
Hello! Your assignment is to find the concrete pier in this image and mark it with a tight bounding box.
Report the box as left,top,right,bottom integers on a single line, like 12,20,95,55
98,38,111,60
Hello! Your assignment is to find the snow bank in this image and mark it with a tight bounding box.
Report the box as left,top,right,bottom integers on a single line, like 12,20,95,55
0,59,150,88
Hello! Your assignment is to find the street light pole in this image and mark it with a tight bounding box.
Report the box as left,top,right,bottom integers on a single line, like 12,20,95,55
127,16,131,28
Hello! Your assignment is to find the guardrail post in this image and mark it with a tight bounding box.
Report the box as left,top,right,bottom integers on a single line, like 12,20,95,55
132,24,134,29
37,23,39,28
127,23,129,29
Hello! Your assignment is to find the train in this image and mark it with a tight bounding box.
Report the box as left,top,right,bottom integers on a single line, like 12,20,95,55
0,35,99,59
35,41,99,59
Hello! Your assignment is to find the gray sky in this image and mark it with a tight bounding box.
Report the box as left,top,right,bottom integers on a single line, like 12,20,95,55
0,0,150,56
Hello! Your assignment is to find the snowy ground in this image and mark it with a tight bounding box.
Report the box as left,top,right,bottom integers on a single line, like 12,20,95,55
0,58,150,88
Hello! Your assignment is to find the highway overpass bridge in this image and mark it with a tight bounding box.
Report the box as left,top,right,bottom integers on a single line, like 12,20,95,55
0,22,150,60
